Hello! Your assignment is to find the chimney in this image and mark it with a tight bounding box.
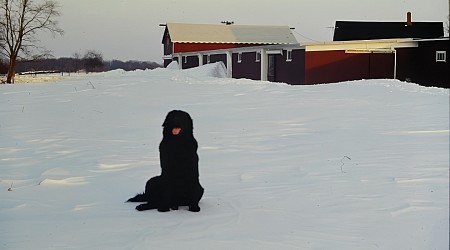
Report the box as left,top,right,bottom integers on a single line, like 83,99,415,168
406,12,412,27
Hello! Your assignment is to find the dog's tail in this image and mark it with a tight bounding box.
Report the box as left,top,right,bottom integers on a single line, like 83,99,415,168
127,193,147,202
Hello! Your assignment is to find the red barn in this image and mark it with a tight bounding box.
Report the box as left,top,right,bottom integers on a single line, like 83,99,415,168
301,39,416,84
161,23,298,68
300,38,448,87
160,22,448,88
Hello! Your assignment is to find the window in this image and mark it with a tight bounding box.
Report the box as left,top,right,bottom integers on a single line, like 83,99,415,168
256,52,261,62
286,50,293,62
237,53,242,63
436,51,446,62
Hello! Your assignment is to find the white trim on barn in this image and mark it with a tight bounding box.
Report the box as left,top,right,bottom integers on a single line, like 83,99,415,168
226,51,233,77
266,50,283,55
260,48,267,81
198,53,204,66
436,51,446,62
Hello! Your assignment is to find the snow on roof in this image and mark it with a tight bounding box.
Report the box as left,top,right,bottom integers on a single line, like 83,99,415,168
166,23,298,45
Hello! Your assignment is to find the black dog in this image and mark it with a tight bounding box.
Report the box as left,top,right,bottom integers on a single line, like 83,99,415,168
128,110,204,212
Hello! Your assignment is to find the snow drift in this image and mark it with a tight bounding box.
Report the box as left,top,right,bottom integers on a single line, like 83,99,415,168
183,61,228,78
0,68,448,250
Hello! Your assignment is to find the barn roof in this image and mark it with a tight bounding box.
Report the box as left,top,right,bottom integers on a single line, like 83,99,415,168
333,21,444,41
165,23,298,45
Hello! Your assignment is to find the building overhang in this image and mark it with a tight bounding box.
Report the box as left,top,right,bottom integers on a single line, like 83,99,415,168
303,38,418,52
171,44,301,58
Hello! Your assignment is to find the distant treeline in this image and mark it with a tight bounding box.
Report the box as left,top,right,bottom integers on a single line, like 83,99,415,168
0,57,162,75
0,60,7,74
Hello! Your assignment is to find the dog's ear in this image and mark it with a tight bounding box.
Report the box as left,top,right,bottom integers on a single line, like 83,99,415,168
179,111,194,134
162,110,175,128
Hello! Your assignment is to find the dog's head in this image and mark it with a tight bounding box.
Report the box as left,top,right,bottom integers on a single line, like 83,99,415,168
162,110,194,137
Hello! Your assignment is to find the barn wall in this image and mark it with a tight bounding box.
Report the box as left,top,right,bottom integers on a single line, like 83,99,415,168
182,55,200,69
305,50,369,84
418,40,450,87
163,39,172,56
162,29,174,67
368,53,394,79
273,49,305,85
177,48,306,85
396,48,417,82
232,52,261,80
305,50,394,84
398,40,449,88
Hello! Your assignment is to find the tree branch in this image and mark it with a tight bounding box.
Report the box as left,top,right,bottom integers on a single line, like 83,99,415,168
0,0,63,82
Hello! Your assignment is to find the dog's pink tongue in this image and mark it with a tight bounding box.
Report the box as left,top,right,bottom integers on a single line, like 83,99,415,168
172,128,182,135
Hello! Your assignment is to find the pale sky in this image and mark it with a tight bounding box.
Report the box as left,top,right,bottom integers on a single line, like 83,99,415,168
38,0,449,63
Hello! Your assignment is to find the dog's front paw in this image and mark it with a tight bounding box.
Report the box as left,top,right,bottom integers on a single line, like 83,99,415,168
136,204,146,211
188,205,200,212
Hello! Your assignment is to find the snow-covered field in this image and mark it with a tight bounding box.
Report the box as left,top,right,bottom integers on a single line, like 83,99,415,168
1,64,449,249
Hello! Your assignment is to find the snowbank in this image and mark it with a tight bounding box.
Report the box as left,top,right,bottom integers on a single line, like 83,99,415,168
166,60,180,69
165,61,228,78
0,69,448,250
183,61,228,78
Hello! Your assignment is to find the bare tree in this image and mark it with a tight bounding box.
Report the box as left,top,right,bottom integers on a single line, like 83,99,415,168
447,14,450,36
72,52,81,73
447,0,450,36
0,0,63,83
83,50,104,73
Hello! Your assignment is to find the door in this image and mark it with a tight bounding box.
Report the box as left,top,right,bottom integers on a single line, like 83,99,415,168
369,52,395,79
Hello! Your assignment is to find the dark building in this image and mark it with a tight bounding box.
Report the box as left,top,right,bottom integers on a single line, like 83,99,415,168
396,38,449,87
333,12,444,41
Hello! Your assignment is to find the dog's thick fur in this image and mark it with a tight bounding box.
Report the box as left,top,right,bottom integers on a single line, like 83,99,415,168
128,110,204,212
